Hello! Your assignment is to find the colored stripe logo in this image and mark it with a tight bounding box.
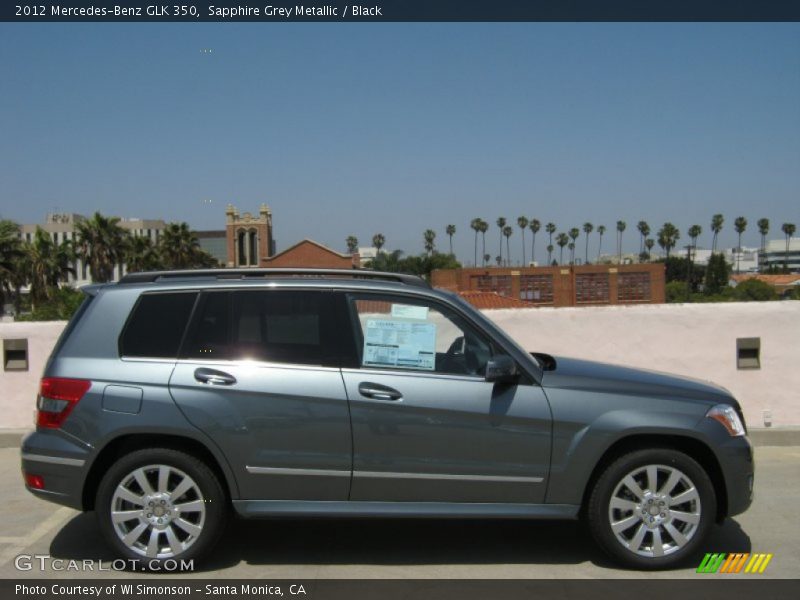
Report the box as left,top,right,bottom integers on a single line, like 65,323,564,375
697,553,773,574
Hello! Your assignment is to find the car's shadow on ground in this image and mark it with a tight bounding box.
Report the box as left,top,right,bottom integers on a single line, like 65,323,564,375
49,513,751,573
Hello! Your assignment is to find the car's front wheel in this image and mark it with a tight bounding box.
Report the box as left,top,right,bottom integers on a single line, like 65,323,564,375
588,448,716,569
96,448,227,568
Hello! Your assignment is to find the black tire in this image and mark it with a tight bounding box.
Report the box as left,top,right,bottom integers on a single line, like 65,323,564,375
587,448,716,570
96,448,227,569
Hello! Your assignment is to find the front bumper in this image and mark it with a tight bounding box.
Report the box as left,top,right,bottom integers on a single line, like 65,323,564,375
717,434,754,518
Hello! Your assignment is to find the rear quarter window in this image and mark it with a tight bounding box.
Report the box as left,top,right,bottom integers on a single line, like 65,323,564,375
119,292,198,358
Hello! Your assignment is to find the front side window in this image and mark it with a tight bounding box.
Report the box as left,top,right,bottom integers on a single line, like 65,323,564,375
348,294,497,377
182,290,340,367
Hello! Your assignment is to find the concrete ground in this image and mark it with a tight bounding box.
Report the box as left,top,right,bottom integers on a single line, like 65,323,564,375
0,445,797,579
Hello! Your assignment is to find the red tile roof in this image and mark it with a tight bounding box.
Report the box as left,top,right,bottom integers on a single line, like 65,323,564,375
458,291,532,309
731,274,800,286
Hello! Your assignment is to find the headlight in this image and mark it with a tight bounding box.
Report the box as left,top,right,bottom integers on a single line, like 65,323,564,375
707,404,746,437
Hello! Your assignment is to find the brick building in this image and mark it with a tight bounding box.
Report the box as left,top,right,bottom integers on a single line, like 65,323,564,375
432,263,665,307
263,239,359,269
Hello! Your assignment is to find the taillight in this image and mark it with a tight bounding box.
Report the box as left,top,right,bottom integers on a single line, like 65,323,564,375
36,377,91,429
24,473,45,489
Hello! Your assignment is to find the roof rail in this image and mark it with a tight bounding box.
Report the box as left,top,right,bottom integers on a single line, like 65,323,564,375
118,268,430,288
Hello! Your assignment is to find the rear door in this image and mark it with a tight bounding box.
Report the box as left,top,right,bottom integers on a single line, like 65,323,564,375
169,289,353,501
340,292,552,504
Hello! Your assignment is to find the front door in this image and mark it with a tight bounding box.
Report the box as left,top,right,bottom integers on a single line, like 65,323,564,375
341,292,552,504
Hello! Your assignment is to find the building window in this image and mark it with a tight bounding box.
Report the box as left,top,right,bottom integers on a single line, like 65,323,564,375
576,273,610,304
237,230,247,266
470,275,513,297
520,274,554,304
248,230,258,266
618,272,651,302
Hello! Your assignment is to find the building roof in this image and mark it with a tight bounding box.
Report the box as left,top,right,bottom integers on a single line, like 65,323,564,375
458,291,532,309
730,274,800,287
265,238,353,262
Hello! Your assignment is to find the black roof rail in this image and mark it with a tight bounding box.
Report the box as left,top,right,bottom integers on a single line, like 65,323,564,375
118,268,431,288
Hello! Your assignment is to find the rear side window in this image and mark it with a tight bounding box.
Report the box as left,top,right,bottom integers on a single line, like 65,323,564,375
181,290,342,367
120,292,198,358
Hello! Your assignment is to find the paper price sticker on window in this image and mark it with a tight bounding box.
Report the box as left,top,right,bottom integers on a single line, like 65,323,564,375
390,303,429,320
363,319,436,371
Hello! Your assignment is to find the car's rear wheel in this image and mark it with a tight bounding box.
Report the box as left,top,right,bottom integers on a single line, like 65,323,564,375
96,448,227,568
588,448,716,569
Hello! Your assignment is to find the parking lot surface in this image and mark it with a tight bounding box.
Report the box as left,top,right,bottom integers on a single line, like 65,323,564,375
1,446,797,579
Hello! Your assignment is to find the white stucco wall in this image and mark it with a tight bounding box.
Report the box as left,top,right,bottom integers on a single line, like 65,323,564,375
1,301,798,429
485,302,800,429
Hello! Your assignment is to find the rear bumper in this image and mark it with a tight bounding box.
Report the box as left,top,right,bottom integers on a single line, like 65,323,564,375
20,430,90,510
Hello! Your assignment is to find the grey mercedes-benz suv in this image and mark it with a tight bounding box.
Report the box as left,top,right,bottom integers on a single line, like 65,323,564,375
21,268,753,569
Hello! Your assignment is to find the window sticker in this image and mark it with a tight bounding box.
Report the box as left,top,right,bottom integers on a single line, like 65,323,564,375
390,303,429,320
363,319,436,371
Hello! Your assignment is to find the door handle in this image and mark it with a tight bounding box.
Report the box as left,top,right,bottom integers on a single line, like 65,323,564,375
358,382,402,401
194,368,237,386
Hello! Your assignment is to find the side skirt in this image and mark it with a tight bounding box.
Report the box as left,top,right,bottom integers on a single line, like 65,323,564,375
233,500,580,519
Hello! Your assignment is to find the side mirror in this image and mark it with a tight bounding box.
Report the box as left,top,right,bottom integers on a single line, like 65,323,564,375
485,355,519,383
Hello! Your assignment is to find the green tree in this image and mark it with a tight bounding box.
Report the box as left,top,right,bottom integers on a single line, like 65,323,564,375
582,222,593,264
470,218,481,266
568,228,580,264
644,238,654,260
734,216,748,274
757,218,770,252
705,252,731,296
732,279,778,302
517,216,529,266
445,224,456,255
372,233,386,255
159,222,217,269
478,220,489,266
496,217,507,265
529,219,541,265
616,220,626,264
636,220,650,256
346,235,359,254
0,220,24,315
710,213,724,253
545,222,556,263
423,229,436,255
597,225,607,261
22,228,75,309
657,222,680,259
125,235,164,273
781,222,796,272
546,245,554,266
75,212,128,282
556,232,569,265
502,225,513,266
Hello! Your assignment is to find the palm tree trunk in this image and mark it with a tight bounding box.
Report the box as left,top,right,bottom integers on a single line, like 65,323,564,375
521,230,526,266
506,237,511,267
474,231,478,267
531,234,536,266
585,236,589,264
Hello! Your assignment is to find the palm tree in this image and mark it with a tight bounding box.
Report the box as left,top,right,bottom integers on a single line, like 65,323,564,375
126,235,163,273
636,221,650,258
734,217,748,274
556,232,569,265
372,233,386,255
478,219,489,266
346,235,359,254
529,219,541,266
757,218,770,253
657,222,680,259
496,217,507,265
582,223,593,264
545,222,556,250
644,238,655,260
616,221,626,264
546,245,554,266
423,229,436,255
160,222,215,269
0,220,23,314
445,224,456,255
568,228,580,264
23,228,75,308
503,226,513,265
688,224,702,266
75,212,128,283
781,223,796,272
597,225,606,262
470,218,481,266
517,217,529,266
710,214,724,253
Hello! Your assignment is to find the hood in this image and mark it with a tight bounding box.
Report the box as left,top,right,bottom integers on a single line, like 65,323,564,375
539,355,737,408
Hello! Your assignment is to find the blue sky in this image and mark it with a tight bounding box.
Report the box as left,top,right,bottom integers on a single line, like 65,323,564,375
1,23,798,263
